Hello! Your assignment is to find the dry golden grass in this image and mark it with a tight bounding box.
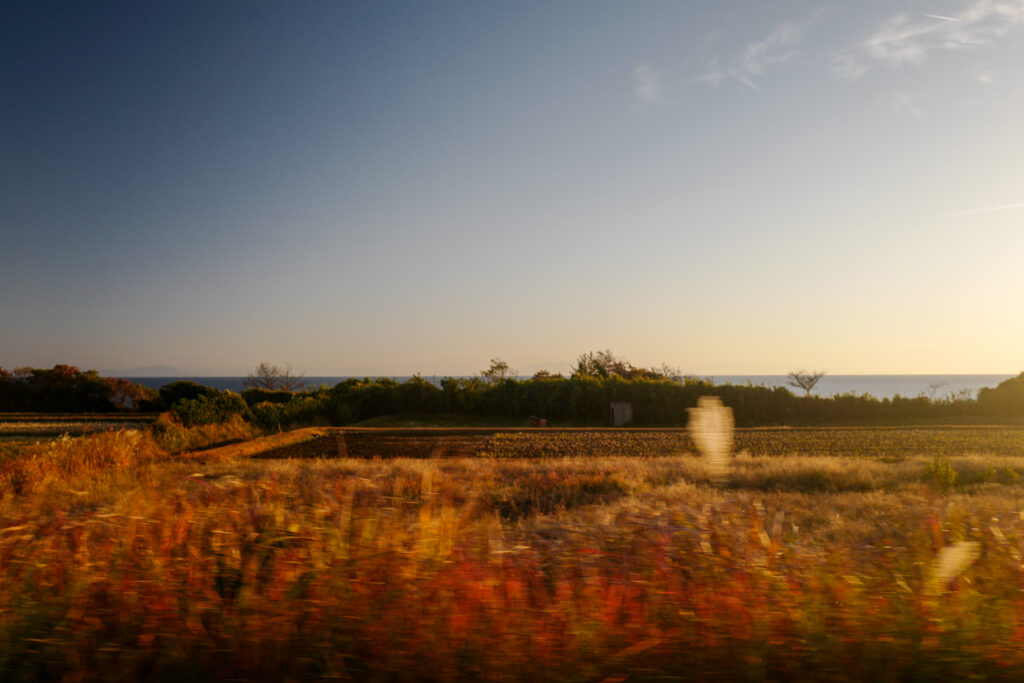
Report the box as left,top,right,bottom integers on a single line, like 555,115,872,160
4,427,1024,680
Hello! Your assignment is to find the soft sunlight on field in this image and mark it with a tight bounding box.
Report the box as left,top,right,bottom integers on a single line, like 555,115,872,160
6,4,1024,681
4,427,1024,680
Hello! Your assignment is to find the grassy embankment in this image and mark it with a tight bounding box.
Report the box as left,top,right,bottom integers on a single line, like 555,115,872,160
3,426,1024,680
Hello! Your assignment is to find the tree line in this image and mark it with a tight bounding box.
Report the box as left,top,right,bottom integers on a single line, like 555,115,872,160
0,365,158,412
3,360,1023,428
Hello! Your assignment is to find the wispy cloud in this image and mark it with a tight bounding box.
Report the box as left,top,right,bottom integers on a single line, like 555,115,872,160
943,199,1024,216
648,2,1024,101
634,63,664,104
830,53,868,80
692,57,727,88
742,22,804,76
890,91,924,116
833,0,1024,80
694,18,814,92
865,13,943,66
976,67,998,84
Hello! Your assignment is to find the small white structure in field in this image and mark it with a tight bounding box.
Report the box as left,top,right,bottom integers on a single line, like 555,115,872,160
610,402,633,426
687,396,734,484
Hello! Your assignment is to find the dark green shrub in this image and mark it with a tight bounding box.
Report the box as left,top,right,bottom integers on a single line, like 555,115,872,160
241,388,294,406
517,375,573,422
569,376,605,424
0,365,125,412
250,395,332,430
172,392,251,426
159,381,220,408
978,372,1024,416
250,401,286,430
397,375,444,414
924,456,958,491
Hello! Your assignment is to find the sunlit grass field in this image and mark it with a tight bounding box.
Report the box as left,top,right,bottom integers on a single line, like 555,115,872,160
0,413,154,449
4,426,1024,680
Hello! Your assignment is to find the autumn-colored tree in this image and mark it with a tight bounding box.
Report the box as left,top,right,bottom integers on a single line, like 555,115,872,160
105,377,156,411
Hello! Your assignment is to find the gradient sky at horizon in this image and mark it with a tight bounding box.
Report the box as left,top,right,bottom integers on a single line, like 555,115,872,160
3,0,1023,376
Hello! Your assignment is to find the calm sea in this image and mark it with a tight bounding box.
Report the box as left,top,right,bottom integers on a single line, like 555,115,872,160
707,375,1014,400
118,374,1016,401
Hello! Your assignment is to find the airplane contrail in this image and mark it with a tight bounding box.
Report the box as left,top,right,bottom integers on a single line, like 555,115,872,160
923,13,958,21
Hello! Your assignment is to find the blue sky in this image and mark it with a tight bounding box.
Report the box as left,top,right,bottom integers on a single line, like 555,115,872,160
3,1,1023,375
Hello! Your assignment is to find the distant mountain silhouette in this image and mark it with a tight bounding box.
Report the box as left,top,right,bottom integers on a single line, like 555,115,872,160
100,365,190,377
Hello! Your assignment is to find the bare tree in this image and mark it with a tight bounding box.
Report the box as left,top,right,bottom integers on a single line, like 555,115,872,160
787,369,826,396
656,363,684,382
927,381,947,400
244,362,305,391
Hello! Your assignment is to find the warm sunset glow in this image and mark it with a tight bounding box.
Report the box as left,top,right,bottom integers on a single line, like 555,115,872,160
2,2,1021,375
5,6,1024,676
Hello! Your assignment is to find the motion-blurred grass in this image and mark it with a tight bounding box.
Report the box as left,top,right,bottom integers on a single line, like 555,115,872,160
3,427,1024,680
